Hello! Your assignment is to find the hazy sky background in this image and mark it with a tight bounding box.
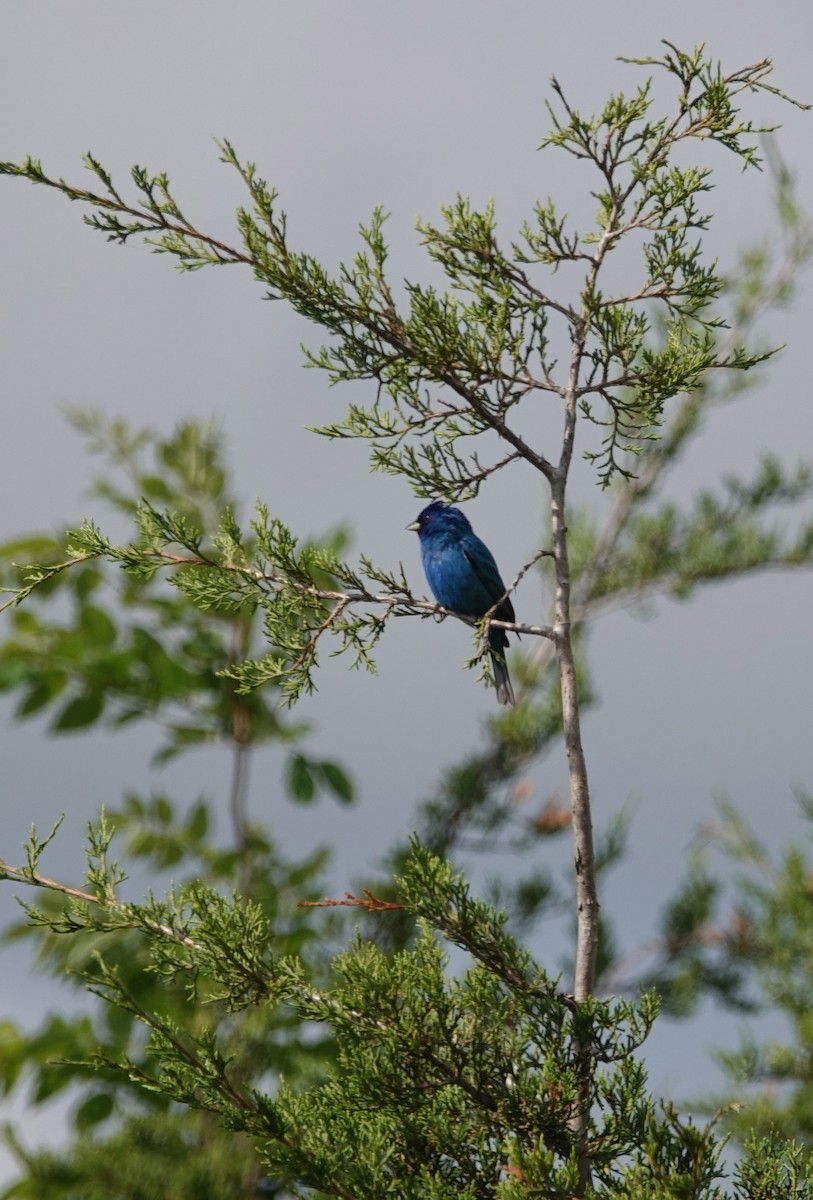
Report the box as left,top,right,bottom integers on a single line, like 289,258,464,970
1,0,812,1178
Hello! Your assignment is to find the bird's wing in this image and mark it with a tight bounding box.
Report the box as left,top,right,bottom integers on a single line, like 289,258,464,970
462,537,516,623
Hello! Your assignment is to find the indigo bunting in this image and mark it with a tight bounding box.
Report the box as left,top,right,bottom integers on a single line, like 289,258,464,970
408,500,516,706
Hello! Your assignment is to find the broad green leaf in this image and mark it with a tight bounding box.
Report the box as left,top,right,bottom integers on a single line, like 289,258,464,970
10,608,40,634
51,693,104,731
152,795,174,825
74,567,103,599
75,1091,114,1130
79,603,117,646
0,658,31,690
186,800,209,840
317,760,354,805
286,753,316,803
17,680,58,717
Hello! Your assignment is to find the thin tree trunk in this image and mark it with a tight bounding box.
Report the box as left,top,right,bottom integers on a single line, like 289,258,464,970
552,481,599,1002
554,331,600,1196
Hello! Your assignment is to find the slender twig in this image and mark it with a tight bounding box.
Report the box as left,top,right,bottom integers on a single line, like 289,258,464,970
0,162,252,265
300,890,404,912
3,547,557,644
0,860,100,906
226,610,254,867
0,859,202,950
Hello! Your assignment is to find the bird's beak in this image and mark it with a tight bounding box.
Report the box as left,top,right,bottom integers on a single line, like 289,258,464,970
406,520,420,532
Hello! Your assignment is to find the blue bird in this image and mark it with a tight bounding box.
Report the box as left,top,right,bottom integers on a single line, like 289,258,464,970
408,500,516,706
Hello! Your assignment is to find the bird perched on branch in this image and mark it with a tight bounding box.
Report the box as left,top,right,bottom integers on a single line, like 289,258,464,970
408,500,516,706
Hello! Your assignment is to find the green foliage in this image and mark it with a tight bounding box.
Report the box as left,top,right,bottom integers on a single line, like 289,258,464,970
733,1131,813,1197
0,414,305,754
0,419,354,1198
0,833,677,1197
7,43,777,495
691,800,813,1148
7,830,813,1198
0,800,340,1199
3,1115,272,1200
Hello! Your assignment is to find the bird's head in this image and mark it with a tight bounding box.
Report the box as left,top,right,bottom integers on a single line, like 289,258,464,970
407,500,472,540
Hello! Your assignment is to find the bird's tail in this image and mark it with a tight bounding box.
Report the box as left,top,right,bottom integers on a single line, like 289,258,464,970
491,650,515,707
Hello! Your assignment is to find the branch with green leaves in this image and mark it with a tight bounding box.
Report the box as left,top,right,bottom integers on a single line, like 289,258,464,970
5,814,805,1198
2,45,805,500
0,817,675,1198
1,500,553,703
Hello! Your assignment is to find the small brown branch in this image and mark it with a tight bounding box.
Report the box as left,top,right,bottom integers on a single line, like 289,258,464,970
481,549,556,653
150,550,213,566
299,890,404,912
504,263,582,322
437,368,556,482
9,166,253,265
452,449,523,493
578,371,645,396
0,552,97,613
289,596,351,673
0,859,203,951
596,283,669,308
4,545,558,647
0,860,99,906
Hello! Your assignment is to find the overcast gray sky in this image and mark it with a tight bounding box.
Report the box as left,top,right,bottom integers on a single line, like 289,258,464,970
1,0,812,1176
